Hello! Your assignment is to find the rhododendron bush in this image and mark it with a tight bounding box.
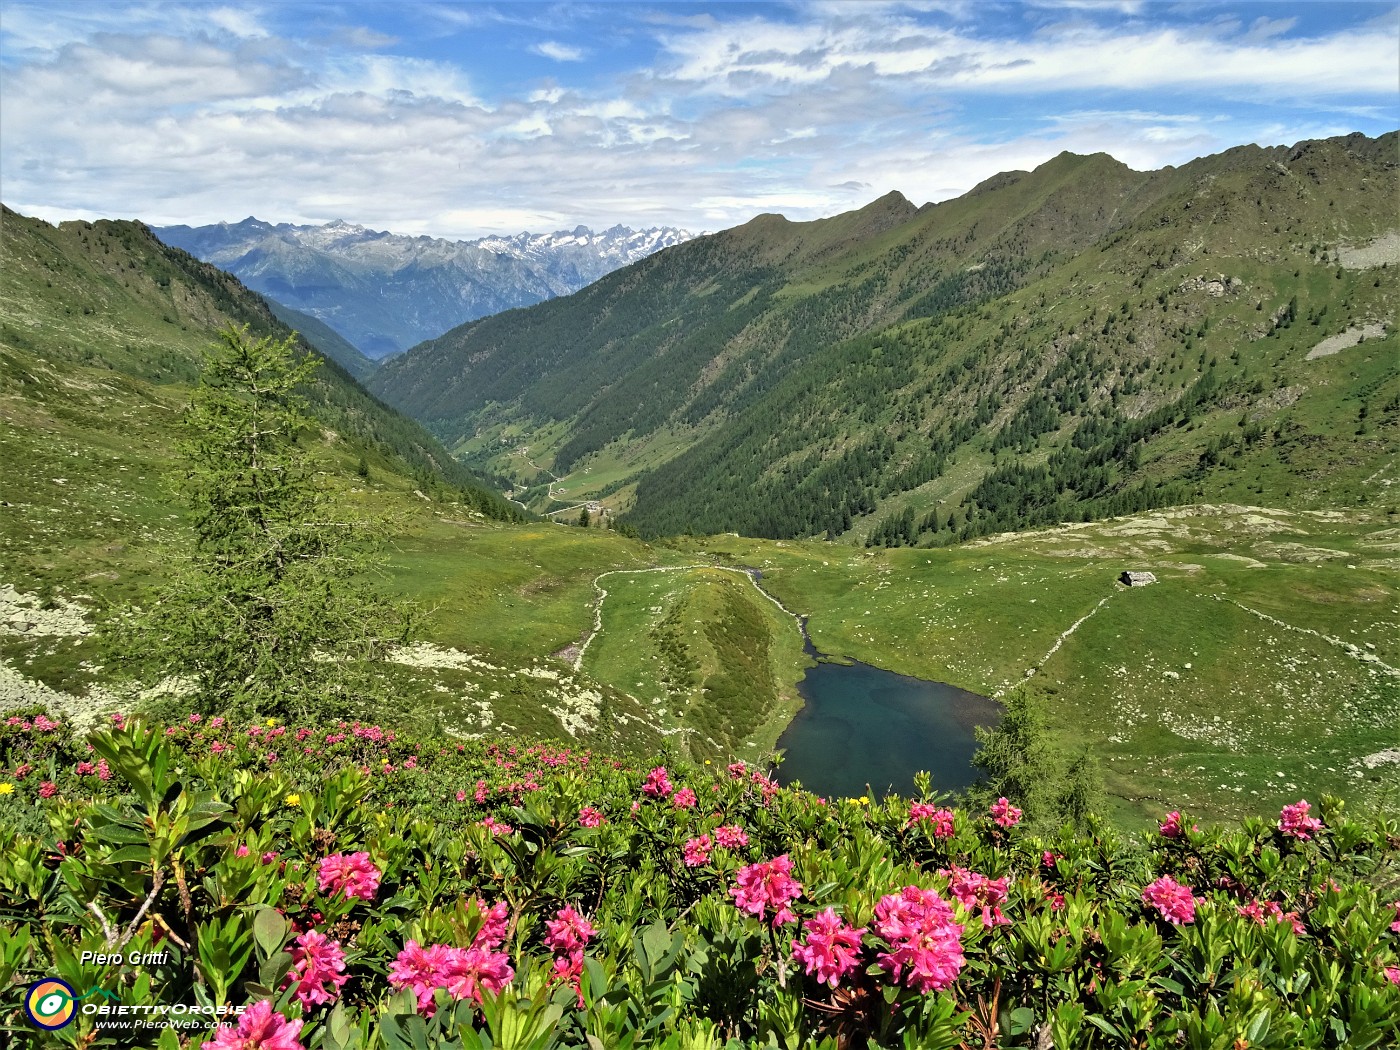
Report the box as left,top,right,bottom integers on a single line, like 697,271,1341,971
1,709,1397,1049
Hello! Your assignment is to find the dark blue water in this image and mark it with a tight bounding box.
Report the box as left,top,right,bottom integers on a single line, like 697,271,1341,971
773,657,1001,801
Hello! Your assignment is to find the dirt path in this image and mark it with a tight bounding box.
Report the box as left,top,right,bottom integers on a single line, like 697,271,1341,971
1211,595,1399,677
993,594,1114,699
572,563,806,671
510,445,592,516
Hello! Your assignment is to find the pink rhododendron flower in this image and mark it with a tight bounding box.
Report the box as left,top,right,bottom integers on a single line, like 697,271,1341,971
471,899,510,950
989,797,1022,828
1390,900,1400,934
317,852,381,903
39,780,57,798
1386,966,1400,987
389,938,514,1016
1279,799,1323,840
479,815,514,836
750,771,780,804
438,946,514,1006
474,780,489,803
872,884,965,993
727,761,747,778
642,766,674,797
286,930,348,1009
389,940,455,1014
945,866,1011,928
578,806,606,828
672,786,697,809
1159,811,1189,838
683,835,712,867
714,824,749,849
731,854,804,926
1237,900,1304,936
544,905,595,960
791,908,867,988
908,803,956,837
206,999,304,1050
235,844,251,858
1142,875,1196,924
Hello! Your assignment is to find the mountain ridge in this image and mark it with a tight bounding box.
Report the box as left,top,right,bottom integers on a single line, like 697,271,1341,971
154,217,698,359
367,132,1398,541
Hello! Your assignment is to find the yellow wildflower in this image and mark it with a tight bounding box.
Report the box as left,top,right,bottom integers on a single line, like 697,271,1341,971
266,718,277,727
0,782,13,795
284,793,301,807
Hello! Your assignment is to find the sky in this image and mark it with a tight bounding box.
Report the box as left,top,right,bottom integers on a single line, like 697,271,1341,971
1,1,1396,240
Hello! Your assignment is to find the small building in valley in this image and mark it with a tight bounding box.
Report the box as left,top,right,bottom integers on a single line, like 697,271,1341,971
1119,570,1157,587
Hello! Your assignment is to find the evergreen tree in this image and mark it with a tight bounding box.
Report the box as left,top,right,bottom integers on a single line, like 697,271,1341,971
115,326,409,720
971,688,1058,823
1056,749,1104,832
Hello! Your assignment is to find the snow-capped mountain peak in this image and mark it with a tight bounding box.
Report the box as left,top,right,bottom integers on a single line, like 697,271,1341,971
154,218,699,359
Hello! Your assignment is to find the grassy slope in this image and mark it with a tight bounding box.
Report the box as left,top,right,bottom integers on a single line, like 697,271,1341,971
682,503,1398,824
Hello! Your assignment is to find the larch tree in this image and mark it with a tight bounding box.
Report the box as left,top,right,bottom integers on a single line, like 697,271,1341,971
117,326,408,720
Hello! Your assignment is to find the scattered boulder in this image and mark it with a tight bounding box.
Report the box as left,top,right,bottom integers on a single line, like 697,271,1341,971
1179,274,1241,298
1118,570,1157,587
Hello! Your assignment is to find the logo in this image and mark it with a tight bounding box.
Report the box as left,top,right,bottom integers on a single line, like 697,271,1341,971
25,979,77,1030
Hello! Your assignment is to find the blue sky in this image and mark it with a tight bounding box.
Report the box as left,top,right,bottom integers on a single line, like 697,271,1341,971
1,1,1396,238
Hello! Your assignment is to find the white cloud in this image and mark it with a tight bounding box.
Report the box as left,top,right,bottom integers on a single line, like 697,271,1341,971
654,13,1397,97
0,2,1393,239
206,6,268,39
532,40,585,62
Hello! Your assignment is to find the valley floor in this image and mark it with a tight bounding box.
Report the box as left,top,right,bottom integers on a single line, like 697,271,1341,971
3,498,1396,829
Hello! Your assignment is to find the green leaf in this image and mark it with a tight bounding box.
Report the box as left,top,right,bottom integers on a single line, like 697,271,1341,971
1086,1015,1124,1039
104,844,153,865
1008,1007,1036,1035
1246,1009,1271,1043
252,906,288,958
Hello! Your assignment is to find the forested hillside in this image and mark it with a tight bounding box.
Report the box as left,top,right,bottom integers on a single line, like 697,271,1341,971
369,133,1398,541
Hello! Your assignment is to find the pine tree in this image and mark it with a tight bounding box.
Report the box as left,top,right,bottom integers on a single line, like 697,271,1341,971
115,326,408,720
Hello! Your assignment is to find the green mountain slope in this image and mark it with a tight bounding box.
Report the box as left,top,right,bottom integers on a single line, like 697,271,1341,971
0,205,522,596
265,298,378,380
369,133,1398,540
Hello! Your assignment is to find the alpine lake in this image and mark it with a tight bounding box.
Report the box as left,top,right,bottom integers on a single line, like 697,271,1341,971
773,628,1001,802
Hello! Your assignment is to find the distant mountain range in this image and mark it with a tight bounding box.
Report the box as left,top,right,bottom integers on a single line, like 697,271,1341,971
367,132,1398,542
153,219,696,361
